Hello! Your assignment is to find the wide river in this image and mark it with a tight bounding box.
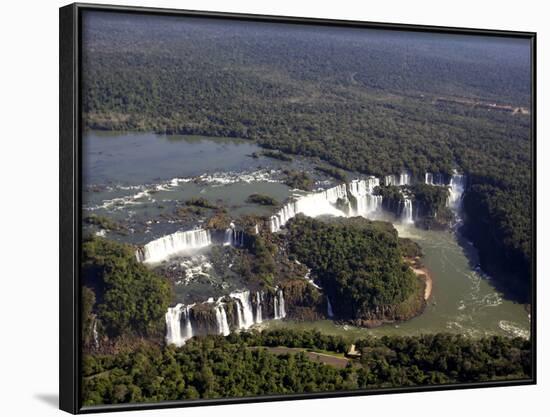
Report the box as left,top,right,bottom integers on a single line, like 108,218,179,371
83,131,530,339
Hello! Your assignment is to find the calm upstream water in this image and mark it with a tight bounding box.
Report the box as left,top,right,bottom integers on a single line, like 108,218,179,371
83,130,265,185
83,131,297,246
83,131,530,339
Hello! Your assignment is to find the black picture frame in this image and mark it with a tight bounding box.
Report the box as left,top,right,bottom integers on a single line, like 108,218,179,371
59,3,537,414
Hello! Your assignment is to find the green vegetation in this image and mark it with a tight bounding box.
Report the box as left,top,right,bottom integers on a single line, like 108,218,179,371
375,184,454,228
375,185,404,214
284,170,315,191
84,214,126,234
260,150,293,162
233,234,277,287
409,184,449,216
82,237,172,340
246,193,279,206
285,216,418,319
398,238,423,259
409,184,454,228
463,183,531,301
185,197,218,209
315,165,348,182
82,286,97,348
82,329,531,405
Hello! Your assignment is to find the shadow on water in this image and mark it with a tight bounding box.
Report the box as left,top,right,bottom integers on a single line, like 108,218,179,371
455,225,530,305
34,393,58,408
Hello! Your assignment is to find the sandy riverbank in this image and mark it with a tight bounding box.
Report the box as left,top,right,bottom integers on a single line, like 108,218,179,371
411,266,433,300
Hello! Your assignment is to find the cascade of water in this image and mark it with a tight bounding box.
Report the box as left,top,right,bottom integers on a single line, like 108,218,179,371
230,290,255,329
425,172,434,185
165,304,183,346
327,297,334,318
399,172,411,186
426,172,449,186
165,303,195,347
347,178,382,216
304,268,322,289
274,292,280,319
164,290,282,344
255,292,263,323
273,289,286,319
401,198,414,224
448,171,465,209
222,222,246,248
279,289,286,318
215,303,231,336
181,305,194,343
92,319,99,349
136,229,212,263
270,179,388,232
385,172,411,186
233,299,243,328
385,175,397,186
233,230,244,247
270,184,348,232
223,228,233,246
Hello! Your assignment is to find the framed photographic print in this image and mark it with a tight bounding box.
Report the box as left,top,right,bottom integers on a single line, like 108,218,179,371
59,3,536,414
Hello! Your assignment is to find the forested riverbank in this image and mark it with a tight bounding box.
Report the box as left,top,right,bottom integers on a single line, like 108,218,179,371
82,329,531,405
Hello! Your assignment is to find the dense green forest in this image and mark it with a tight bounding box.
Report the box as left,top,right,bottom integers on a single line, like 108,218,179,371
81,12,532,298
81,329,531,405
408,184,453,229
246,193,279,206
285,216,421,320
82,237,172,344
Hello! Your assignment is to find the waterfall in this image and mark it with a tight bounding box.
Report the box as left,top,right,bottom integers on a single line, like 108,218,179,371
385,175,396,186
255,292,263,323
215,303,230,336
165,303,195,347
264,171,466,232
279,289,286,318
223,222,245,247
92,319,99,349
385,172,410,186
448,171,465,209
274,288,286,319
233,230,244,247
425,172,434,185
347,178,383,216
234,300,243,328
136,229,212,263
270,184,348,232
270,179,385,232
230,290,255,329
223,228,233,246
401,198,414,224
254,224,259,235
327,297,334,318
304,268,322,289
164,291,273,344
399,172,411,186
426,172,449,186
165,304,183,346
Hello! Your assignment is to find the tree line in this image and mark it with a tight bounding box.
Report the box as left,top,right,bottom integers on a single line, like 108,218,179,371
82,328,531,405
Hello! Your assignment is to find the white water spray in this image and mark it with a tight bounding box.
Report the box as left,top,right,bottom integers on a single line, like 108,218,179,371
230,290,255,329
136,229,212,263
